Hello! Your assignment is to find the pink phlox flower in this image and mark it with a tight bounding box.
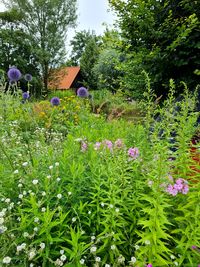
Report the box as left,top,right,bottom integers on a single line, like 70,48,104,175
81,141,88,152
104,140,113,151
94,142,101,150
166,184,178,196
114,139,123,148
128,147,139,159
181,184,189,194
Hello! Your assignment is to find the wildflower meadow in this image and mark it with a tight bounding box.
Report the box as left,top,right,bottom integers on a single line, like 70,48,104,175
0,68,200,267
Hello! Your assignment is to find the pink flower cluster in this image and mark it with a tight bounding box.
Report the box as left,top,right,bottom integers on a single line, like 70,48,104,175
94,139,124,151
128,147,139,159
166,178,189,196
146,264,153,267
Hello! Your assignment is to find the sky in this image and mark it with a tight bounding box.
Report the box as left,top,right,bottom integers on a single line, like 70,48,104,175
0,0,116,35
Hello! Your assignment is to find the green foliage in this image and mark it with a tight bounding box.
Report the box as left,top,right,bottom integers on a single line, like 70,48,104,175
108,0,200,97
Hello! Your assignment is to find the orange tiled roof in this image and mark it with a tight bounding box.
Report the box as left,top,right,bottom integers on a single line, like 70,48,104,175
49,66,80,90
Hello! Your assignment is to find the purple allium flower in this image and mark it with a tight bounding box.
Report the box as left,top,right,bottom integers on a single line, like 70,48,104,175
22,92,30,100
77,87,89,98
128,147,139,159
7,67,22,81
24,73,32,82
114,139,123,148
94,142,101,150
50,97,60,106
81,141,88,152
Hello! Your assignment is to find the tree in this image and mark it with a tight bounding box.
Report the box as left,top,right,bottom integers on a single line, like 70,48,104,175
108,0,200,97
3,0,77,93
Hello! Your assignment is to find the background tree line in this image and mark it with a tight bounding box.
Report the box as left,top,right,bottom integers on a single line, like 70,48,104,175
0,0,199,99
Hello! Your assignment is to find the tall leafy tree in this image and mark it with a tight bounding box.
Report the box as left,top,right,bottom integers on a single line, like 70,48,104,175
108,0,200,97
3,0,77,92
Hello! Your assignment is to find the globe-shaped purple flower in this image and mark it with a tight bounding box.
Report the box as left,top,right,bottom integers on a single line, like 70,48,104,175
24,73,32,82
22,92,30,100
50,97,60,106
7,67,22,82
77,87,89,98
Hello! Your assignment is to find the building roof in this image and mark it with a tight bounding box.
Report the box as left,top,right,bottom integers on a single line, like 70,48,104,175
48,66,80,90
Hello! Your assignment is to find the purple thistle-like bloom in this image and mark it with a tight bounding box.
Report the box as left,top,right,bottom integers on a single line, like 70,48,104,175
77,87,89,98
104,140,113,150
7,67,21,81
50,97,60,106
22,92,30,100
128,147,139,159
114,139,123,148
24,73,32,82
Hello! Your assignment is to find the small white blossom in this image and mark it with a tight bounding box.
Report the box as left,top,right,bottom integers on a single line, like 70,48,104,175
0,217,4,224
23,232,29,238
40,243,45,249
105,264,111,267
49,165,53,170
33,227,38,232
115,208,119,213
60,250,64,255
18,194,23,199
14,170,19,174
109,204,114,208
145,240,151,245
134,245,140,250
2,256,11,264
55,259,63,266
41,207,46,212
57,194,62,199
42,191,46,196
130,256,137,263
88,211,91,214
34,217,39,223
60,255,67,261
55,162,59,167
91,236,95,241
32,179,38,185
56,177,61,182
30,264,34,267
170,255,176,260
174,262,178,266
90,246,97,253
68,191,72,196
5,198,10,203
72,217,76,222
23,191,27,196
29,250,36,260
100,202,104,207
111,245,116,250
21,243,26,249
80,259,85,265
22,162,28,167
0,210,5,217
18,183,23,188
95,257,101,262
47,175,51,179
0,225,7,233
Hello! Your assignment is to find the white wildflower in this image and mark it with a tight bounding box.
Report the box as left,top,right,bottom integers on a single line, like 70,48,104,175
109,204,114,208
32,179,38,185
33,227,38,232
88,211,91,214
41,207,46,212
18,194,23,199
105,265,111,267
174,262,178,266
2,256,11,264
60,250,64,255
47,175,51,179
40,243,45,249
90,246,97,253
23,232,29,238
115,208,119,212
22,162,28,167
170,255,175,260
56,177,61,182
91,236,95,241
145,240,151,245
14,170,19,174
111,245,116,250
18,183,23,188
95,257,101,262
55,259,63,266
29,250,36,260
49,165,53,170
130,256,137,263
55,162,59,167
100,202,104,207
42,191,46,196
0,210,5,217
68,191,72,196
0,217,4,224
57,194,62,199
60,255,67,261
80,259,85,265
134,245,140,250
72,217,76,222
34,217,39,223
5,198,10,203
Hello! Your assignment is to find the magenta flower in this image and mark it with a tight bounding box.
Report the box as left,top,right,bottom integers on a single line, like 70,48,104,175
128,147,139,159
7,67,21,81
147,264,153,267
104,140,113,151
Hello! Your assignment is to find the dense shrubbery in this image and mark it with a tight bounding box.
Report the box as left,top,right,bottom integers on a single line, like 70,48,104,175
0,76,200,266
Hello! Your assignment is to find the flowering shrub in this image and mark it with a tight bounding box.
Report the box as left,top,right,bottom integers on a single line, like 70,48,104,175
0,78,200,266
